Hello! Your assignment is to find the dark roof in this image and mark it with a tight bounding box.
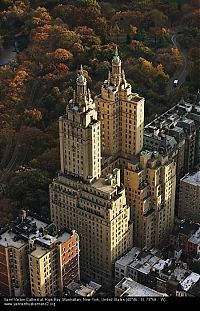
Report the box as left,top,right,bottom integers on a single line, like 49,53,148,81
188,279,200,297
171,220,199,237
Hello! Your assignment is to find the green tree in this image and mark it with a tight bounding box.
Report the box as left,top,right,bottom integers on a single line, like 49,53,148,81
8,169,51,215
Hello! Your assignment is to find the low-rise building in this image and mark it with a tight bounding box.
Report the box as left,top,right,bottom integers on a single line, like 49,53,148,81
186,228,200,257
115,277,167,297
65,280,101,297
169,220,200,255
115,246,200,296
176,273,200,297
0,210,79,297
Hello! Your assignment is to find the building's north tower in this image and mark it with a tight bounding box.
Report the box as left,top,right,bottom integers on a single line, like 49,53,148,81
95,47,144,158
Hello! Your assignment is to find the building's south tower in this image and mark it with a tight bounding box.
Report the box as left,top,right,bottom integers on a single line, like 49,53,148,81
59,65,101,182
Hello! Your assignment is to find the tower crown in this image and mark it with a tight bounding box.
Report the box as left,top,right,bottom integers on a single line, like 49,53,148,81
112,46,120,64
73,65,91,108
77,65,87,85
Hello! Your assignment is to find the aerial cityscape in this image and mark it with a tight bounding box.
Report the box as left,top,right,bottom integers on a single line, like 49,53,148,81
0,0,199,305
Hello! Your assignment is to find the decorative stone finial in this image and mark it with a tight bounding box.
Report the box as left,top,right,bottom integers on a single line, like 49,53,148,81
80,64,83,75
115,46,118,57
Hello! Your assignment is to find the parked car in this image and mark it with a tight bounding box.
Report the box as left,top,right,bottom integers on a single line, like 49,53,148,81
173,79,179,87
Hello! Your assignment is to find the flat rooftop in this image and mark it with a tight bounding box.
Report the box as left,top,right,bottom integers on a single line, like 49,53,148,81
115,247,141,267
153,259,167,271
181,171,200,186
92,177,119,195
180,272,200,292
66,281,94,297
188,228,200,245
0,215,51,248
36,235,57,247
117,278,166,297
128,253,152,270
30,244,50,258
0,212,73,258
171,220,199,237
172,267,189,282
57,231,72,243
137,256,160,275
144,98,199,137
0,230,26,248
131,93,144,103
116,247,162,274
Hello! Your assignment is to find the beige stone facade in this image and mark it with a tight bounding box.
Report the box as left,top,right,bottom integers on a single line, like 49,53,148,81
50,49,176,289
50,65,133,289
59,65,101,182
94,49,176,249
95,47,144,158
50,170,133,289
0,211,79,297
124,151,176,248
179,172,200,222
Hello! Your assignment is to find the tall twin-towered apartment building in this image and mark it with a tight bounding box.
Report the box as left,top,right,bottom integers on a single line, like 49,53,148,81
0,210,79,296
50,58,133,289
50,48,176,288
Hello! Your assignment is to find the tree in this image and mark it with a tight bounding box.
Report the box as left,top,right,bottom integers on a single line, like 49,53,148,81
130,25,137,35
75,0,101,15
129,40,154,60
0,66,15,101
156,63,169,80
22,108,43,126
28,24,79,63
171,47,183,64
0,33,4,50
32,6,52,26
0,199,19,226
8,68,30,105
8,169,51,215
95,61,111,80
46,48,73,65
30,147,59,177
15,126,55,163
